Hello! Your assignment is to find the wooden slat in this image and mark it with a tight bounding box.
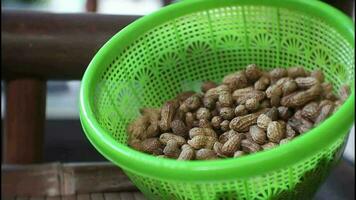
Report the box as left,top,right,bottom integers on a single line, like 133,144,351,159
3,197,15,200
2,193,145,200
1,3,352,80
61,163,137,195
103,193,121,200
3,160,352,198
3,79,46,164
2,163,61,197
90,193,104,200
119,192,135,200
45,197,61,200
16,198,29,200
1,11,141,80
76,194,90,200
29,197,45,200
2,162,136,197
61,196,76,200
133,192,147,200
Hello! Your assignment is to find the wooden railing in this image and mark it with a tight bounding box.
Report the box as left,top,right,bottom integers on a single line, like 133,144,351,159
1,10,141,164
2,162,136,197
2,0,353,164
1,11,141,80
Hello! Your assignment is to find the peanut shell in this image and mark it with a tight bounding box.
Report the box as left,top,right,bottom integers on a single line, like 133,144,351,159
219,91,233,107
178,144,195,160
203,97,216,109
281,84,322,107
221,134,243,156
195,149,218,160
230,108,269,132
141,138,163,155
213,142,226,158
171,119,188,137
267,121,285,143
245,98,260,111
211,116,223,129
159,100,179,131
301,102,319,121
159,133,186,145
163,140,181,158
189,127,217,138
314,103,334,125
196,107,211,120
223,71,248,91
245,64,262,82
249,125,267,144
219,130,239,144
295,77,319,89
220,107,235,120
201,81,217,93
261,142,278,150
310,70,324,82
287,67,306,78
241,139,261,153
233,151,245,158
257,114,272,130
220,120,230,132
187,135,217,149
199,119,212,128
235,105,248,116
254,76,270,91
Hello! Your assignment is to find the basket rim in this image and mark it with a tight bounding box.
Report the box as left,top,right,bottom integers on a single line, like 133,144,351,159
79,0,355,181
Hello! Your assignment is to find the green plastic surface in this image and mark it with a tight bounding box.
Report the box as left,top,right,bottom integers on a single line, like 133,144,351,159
79,0,355,199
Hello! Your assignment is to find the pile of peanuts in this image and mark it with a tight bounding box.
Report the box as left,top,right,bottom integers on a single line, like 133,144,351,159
127,64,349,160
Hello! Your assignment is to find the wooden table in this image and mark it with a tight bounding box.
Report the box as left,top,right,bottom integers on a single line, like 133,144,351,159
3,193,146,200
2,159,354,200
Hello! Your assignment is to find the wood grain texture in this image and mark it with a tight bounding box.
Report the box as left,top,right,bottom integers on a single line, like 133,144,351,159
61,163,137,195
1,2,351,80
76,194,90,200
90,193,104,200
3,197,15,200
2,162,136,197
86,0,97,12
2,163,60,197
1,11,141,80
29,197,45,200
15,198,29,200
5,193,148,200
119,192,135,200
133,192,147,200
3,79,46,164
45,197,61,200
2,160,354,199
60,196,76,200
104,193,122,200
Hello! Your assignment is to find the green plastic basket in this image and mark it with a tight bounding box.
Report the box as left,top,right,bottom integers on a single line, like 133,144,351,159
79,0,355,199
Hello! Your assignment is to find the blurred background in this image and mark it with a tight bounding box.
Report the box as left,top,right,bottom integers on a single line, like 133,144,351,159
2,0,162,15
1,0,354,163
1,0,163,162
1,0,355,199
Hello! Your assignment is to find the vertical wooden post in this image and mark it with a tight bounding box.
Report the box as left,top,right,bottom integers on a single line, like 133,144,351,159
86,0,97,12
3,79,46,164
